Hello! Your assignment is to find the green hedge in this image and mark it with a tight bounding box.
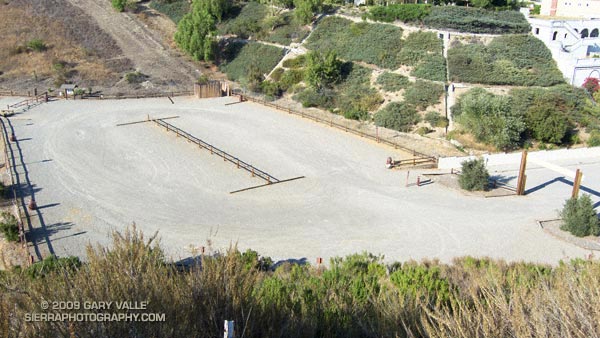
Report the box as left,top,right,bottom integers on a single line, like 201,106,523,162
219,42,284,82
448,35,564,86
423,6,530,34
404,80,444,110
376,72,410,92
368,4,431,23
306,16,404,69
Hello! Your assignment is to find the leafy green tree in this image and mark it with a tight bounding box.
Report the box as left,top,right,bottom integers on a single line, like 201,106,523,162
560,194,600,237
293,0,322,24
455,88,525,150
526,99,570,144
459,158,489,191
374,102,419,132
174,1,217,61
304,51,342,90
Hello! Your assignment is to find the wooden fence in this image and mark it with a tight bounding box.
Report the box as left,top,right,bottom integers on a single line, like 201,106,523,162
6,92,48,110
81,91,194,100
153,118,279,184
194,81,230,99
0,117,30,264
239,94,438,167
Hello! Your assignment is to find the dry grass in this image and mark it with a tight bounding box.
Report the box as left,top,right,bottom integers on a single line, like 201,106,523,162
1,227,599,337
0,2,128,90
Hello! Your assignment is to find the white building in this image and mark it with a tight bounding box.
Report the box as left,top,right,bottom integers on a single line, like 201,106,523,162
529,17,600,85
540,0,600,19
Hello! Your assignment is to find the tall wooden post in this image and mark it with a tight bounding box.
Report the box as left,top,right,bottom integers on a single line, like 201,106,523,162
571,169,582,199
516,150,528,195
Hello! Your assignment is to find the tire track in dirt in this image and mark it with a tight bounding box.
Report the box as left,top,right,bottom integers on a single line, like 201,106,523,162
65,0,200,90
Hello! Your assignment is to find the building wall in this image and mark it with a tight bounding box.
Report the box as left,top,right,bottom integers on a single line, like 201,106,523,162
541,0,600,18
529,17,600,86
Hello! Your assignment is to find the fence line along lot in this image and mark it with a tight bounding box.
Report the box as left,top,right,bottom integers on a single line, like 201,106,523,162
10,96,597,264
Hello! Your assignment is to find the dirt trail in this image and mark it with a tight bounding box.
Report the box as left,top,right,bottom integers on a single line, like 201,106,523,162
65,0,200,91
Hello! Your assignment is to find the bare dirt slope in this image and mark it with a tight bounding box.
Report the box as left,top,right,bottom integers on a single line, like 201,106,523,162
64,0,199,91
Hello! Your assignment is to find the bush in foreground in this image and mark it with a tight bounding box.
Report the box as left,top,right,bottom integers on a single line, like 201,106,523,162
560,194,600,237
459,158,489,191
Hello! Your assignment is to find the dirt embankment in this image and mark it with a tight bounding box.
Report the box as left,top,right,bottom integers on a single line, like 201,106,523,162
0,0,206,94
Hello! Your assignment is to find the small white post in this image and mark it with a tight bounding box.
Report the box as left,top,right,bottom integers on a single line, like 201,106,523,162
224,320,234,338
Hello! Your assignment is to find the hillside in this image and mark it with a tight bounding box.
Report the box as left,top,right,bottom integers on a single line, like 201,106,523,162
0,0,209,94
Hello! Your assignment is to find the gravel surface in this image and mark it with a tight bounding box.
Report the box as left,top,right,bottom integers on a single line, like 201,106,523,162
7,96,599,265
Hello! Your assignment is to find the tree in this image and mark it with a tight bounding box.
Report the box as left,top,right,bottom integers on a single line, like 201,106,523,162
293,0,322,24
197,0,232,22
560,194,600,237
458,158,489,191
304,51,342,90
374,102,419,132
174,1,217,61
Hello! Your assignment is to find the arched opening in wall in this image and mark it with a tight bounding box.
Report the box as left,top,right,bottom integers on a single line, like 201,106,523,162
588,70,600,79
591,28,599,37
553,31,558,40
581,28,589,38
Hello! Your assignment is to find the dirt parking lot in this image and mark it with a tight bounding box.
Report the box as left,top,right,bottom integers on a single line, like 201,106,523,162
5,96,599,264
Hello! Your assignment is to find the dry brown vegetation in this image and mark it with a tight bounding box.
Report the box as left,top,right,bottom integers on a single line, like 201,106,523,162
0,0,131,91
1,226,599,337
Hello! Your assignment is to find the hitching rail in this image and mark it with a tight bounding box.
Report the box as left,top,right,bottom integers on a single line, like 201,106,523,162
153,118,279,184
239,95,438,167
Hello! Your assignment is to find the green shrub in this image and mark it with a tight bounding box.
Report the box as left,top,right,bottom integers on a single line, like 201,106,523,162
219,42,284,82
306,16,404,69
270,67,285,82
374,102,419,132
560,194,600,237
424,110,448,128
264,12,310,45
0,212,18,242
25,255,82,279
389,263,451,305
368,4,431,23
397,31,442,67
304,50,343,90
279,69,304,91
282,55,306,68
150,0,190,23
403,80,444,110
112,0,130,12
588,131,600,146
448,35,563,86
459,158,490,191
26,39,47,52
261,80,281,100
423,6,530,34
526,99,571,144
124,71,147,84
454,88,525,150
376,72,410,92
336,65,383,116
294,87,335,108
410,54,446,82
